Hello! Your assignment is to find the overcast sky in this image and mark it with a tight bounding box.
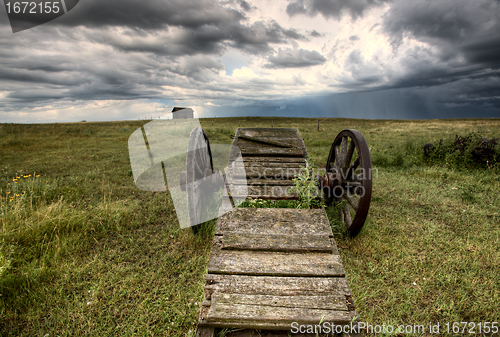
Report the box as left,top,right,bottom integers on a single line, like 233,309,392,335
1,0,499,122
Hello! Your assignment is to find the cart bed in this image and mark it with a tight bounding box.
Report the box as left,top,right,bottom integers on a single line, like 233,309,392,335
197,128,359,336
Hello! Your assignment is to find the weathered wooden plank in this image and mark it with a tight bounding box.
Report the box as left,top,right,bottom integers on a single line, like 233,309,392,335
238,136,304,142
233,161,307,168
238,146,305,157
236,136,303,149
210,293,348,311
235,157,307,164
222,233,334,253
198,318,358,331
230,178,296,186
229,128,308,161
198,290,358,330
207,302,354,325
228,166,306,179
204,274,352,297
238,128,301,138
205,293,348,311
230,185,299,199
329,238,340,255
208,236,345,277
215,208,333,236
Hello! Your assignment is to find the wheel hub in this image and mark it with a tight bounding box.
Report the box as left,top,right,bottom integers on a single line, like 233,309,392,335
317,168,343,202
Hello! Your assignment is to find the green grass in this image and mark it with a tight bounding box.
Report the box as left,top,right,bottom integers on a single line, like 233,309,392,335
1,117,500,336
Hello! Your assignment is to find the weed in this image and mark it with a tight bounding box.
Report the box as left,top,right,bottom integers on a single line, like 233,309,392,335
238,198,298,208
289,162,323,209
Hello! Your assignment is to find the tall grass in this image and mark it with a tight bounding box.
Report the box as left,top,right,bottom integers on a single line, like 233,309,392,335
1,118,499,336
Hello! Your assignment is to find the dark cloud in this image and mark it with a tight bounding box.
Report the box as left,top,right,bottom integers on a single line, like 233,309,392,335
169,55,225,82
86,19,304,57
383,0,486,43
461,36,500,69
229,21,306,54
367,0,500,115
95,28,228,56
56,0,245,30
237,0,255,12
1,0,499,120
286,0,390,20
219,0,256,12
60,0,306,56
383,0,500,70
264,48,326,68
0,0,309,112
310,30,322,37
55,0,306,56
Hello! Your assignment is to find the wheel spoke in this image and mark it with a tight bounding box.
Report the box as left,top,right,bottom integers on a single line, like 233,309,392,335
343,192,359,212
349,157,360,172
342,181,362,187
343,138,356,172
343,204,352,227
339,137,348,169
334,144,341,170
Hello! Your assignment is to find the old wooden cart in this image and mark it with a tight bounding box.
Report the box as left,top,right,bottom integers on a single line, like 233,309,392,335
181,127,372,336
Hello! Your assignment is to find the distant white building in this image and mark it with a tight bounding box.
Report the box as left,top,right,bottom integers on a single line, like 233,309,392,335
172,107,194,119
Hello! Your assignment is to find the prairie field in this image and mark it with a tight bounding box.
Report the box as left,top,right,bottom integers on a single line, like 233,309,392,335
1,117,499,336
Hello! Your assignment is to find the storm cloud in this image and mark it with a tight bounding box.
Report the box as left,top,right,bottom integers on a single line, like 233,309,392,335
0,0,499,122
286,0,390,20
265,48,326,68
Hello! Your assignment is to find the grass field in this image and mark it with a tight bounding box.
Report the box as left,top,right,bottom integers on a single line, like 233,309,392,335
1,117,499,336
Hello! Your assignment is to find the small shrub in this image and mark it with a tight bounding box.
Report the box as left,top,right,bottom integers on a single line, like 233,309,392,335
426,132,500,170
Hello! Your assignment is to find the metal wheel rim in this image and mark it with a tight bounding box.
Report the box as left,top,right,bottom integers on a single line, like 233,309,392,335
326,129,372,236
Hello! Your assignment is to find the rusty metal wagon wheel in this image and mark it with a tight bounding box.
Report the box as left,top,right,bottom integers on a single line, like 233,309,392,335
185,127,214,234
322,129,372,237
